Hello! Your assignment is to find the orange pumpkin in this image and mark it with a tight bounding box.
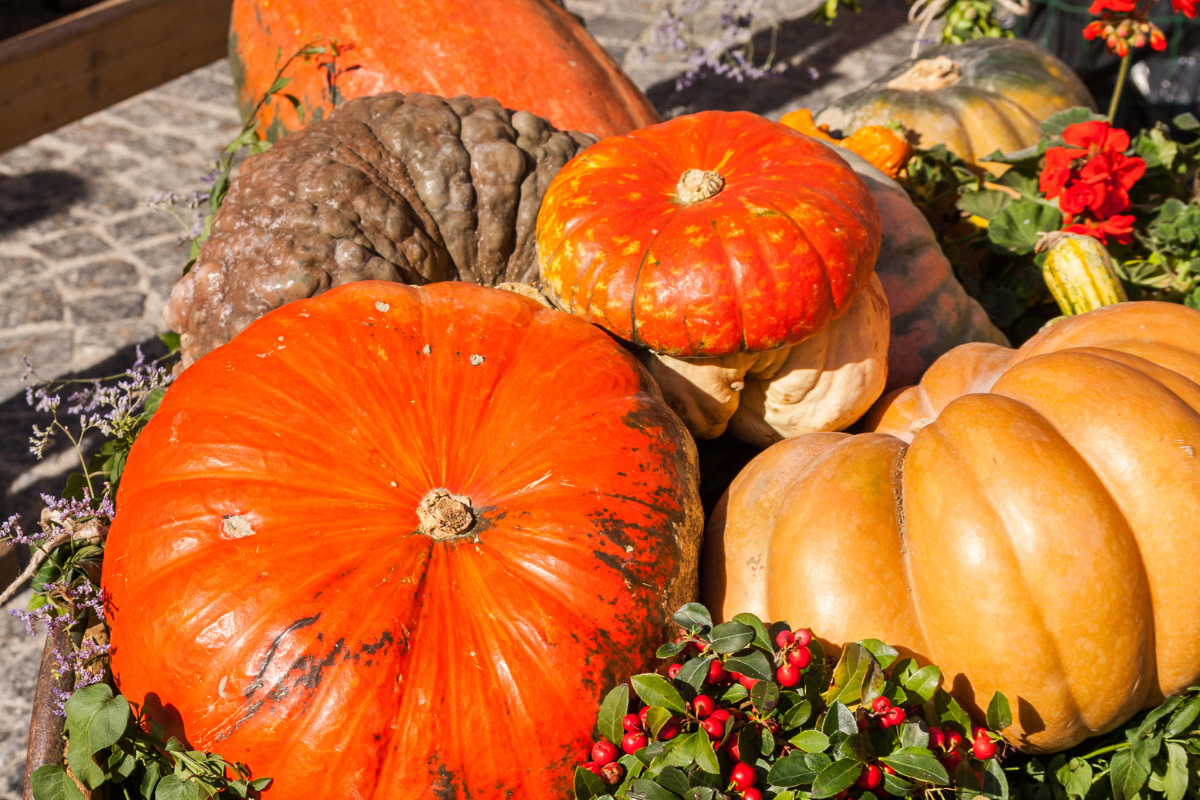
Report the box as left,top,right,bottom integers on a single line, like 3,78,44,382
104,281,702,800
703,302,1200,753
779,109,913,179
229,0,660,141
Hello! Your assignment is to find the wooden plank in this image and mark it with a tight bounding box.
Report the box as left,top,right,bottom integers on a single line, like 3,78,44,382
0,0,233,154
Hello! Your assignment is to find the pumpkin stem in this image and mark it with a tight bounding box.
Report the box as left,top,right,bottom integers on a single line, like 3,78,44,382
886,56,962,91
676,169,725,203
416,488,475,540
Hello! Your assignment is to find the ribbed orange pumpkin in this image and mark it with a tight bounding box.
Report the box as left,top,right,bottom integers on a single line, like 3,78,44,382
103,281,702,800
229,0,660,141
703,302,1200,753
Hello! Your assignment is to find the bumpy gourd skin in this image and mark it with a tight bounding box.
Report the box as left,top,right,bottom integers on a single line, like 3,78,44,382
165,92,595,367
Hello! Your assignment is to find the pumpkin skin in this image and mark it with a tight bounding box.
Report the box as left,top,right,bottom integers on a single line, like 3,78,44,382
537,110,882,360
230,0,660,141
816,38,1094,169
703,301,1200,753
106,281,703,800
833,147,1008,390
164,92,595,369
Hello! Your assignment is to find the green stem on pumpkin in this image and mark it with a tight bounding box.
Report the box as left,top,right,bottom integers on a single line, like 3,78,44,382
1108,53,1132,123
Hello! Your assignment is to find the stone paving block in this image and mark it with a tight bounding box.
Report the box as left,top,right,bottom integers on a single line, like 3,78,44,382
0,590,46,800
67,292,147,324
71,321,163,370
0,256,46,286
107,212,185,244
0,329,72,400
29,231,111,262
0,282,62,328
58,259,140,292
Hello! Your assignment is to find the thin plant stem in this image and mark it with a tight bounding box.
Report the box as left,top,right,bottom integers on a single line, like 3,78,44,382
1108,53,1132,123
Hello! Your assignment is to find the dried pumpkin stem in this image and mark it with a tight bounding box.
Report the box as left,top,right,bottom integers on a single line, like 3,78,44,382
417,488,475,540
887,56,962,91
677,169,725,203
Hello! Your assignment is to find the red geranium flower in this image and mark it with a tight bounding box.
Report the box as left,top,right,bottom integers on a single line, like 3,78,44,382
1089,0,1137,11
1063,120,1131,154
1058,181,1094,217
1172,0,1197,18
1064,214,1137,245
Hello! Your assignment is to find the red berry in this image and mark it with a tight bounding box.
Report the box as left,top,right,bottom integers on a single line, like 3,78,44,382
794,628,813,647
591,740,618,766
623,713,643,732
743,789,763,800
777,664,801,687
739,674,759,690
973,736,997,760
725,739,741,760
667,664,683,679
708,659,727,684
658,717,682,740
710,708,732,722
872,696,892,714
972,726,989,741
639,706,651,725
622,731,647,754
601,762,625,785
694,695,715,718
730,763,757,790
857,716,869,732
928,727,945,749
946,729,964,750
582,762,603,777
883,765,896,776
776,630,795,648
885,707,906,727
942,751,962,773
787,647,813,669
701,716,725,740
856,764,883,791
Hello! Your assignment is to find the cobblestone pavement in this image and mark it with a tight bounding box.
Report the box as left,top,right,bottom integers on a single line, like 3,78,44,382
0,1,922,794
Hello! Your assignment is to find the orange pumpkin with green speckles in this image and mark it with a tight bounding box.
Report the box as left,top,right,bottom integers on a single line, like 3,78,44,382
537,110,882,359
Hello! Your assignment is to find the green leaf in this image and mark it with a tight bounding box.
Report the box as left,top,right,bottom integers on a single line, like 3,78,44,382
751,680,781,716
833,732,870,764
597,684,630,746
629,779,682,800
1167,696,1200,736
738,724,763,763
710,621,755,654
782,699,813,729
857,639,899,669
822,702,857,737
656,641,687,659
619,755,645,797
1135,126,1178,170
983,754,1010,800
684,788,717,800
657,767,690,796
862,659,887,707
1165,742,1188,800
154,775,205,800
822,643,872,705
811,758,864,798
880,747,951,785
791,730,831,753
899,720,930,749
672,604,712,632
883,769,917,797
676,656,713,691
631,674,688,715
891,658,918,684
989,199,1062,255
1173,112,1200,132
986,692,1012,731
935,690,973,734
575,766,607,800
689,729,721,775
64,683,131,789
769,752,832,788
904,665,942,702
723,651,773,682
266,76,292,95
1054,756,1093,800
249,777,273,791
719,682,750,705
761,725,776,756
140,759,163,798
1111,748,1150,800
1039,107,1108,136
645,706,673,738
958,189,1014,221
733,612,773,652
157,332,181,354
30,765,86,800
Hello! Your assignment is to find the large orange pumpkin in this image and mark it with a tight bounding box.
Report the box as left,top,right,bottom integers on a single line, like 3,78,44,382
104,281,703,799
229,0,660,141
703,302,1200,753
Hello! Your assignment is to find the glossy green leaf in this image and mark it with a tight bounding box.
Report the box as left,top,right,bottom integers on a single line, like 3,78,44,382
899,720,930,749
723,651,773,682
1165,742,1188,800
1167,696,1200,736
903,665,942,702
672,604,712,632
811,758,864,798
791,730,831,753
769,752,832,788
822,702,857,737
1039,107,1107,136
710,621,756,654
597,683,630,746
880,747,950,785
986,692,1012,731
631,675,688,715
733,612,773,652
630,778,682,800
30,766,86,800
676,656,713,691
657,767,690,796
575,766,607,800
782,699,813,729
823,643,871,705
988,199,1062,255
857,639,899,669
645,707,673,739
656,641,687,659
751,679,781,716
1111,748,1149,800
